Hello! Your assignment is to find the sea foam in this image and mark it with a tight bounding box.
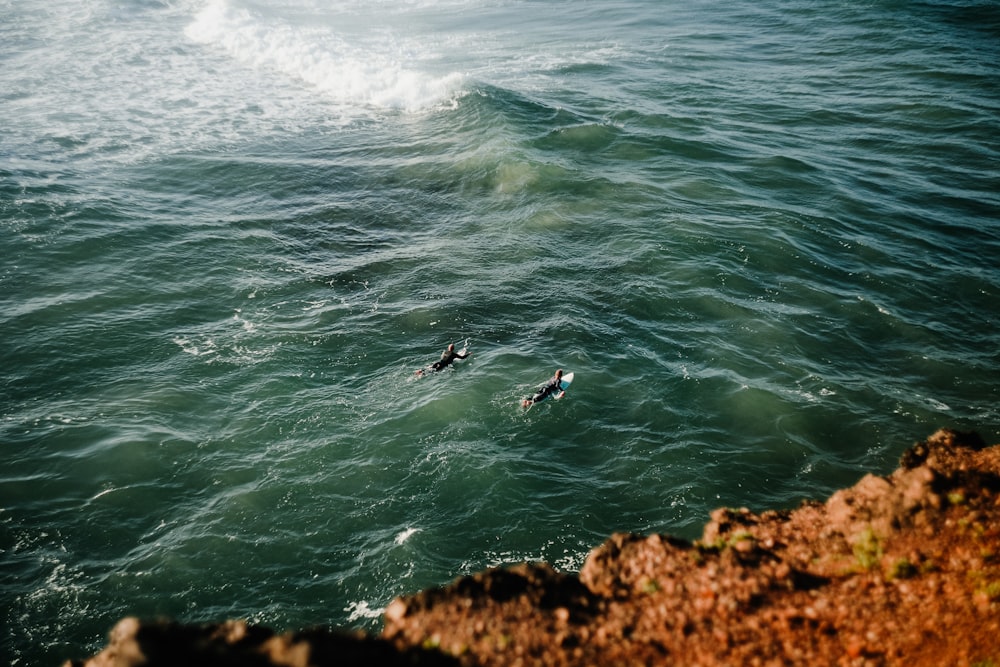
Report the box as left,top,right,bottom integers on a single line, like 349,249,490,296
185,0,463,112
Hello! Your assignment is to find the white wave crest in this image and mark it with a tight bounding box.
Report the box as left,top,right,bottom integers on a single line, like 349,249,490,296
394,527,420,544
345,600,384,623
185,0,463,112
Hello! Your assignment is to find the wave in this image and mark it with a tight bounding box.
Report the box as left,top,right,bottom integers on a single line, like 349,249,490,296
185,0,465,113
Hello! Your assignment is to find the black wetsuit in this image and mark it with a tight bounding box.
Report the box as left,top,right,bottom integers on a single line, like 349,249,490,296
529,375,562,404
429,348,468,372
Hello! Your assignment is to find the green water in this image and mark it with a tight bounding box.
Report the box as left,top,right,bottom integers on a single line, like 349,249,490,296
3,0,999,664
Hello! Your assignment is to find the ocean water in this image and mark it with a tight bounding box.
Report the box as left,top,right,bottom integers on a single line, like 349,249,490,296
3,0,999,663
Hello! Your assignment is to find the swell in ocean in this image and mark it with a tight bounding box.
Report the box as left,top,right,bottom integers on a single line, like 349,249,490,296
3,1,999,665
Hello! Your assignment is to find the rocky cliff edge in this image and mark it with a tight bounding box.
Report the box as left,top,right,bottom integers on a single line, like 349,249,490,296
67,429,1000,667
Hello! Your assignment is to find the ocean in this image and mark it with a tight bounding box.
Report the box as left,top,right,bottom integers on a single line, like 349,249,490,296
2,0,999,663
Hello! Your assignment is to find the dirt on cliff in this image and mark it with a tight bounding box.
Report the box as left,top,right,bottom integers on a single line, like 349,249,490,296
68,429,1000,667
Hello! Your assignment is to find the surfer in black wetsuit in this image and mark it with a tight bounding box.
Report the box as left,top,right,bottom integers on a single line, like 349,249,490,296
521,369,564,408
416,343,469,376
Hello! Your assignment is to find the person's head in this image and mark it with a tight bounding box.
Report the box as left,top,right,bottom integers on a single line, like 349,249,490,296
555,369,563,378
448,343,455,352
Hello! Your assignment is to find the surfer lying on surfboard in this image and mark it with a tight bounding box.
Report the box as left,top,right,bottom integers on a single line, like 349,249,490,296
416,343,470,377
521,369,566,408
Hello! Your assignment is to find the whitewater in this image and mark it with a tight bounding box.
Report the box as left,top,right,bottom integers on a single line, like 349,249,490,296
2,0,999,664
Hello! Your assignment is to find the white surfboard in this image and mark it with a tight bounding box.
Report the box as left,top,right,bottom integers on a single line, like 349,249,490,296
553,371,574,398
522,372,574,408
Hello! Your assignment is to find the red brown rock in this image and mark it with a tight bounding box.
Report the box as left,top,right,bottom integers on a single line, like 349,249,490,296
67,429,1000,667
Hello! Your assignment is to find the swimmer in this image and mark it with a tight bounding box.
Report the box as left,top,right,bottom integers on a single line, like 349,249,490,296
416,343,470,377
521,369,564,408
